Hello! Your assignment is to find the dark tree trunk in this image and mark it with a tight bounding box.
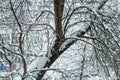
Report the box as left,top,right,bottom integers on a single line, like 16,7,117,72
36,0,108,80
36,0,65,80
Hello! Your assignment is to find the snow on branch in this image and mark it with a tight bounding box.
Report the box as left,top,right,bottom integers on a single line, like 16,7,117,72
27,54,50,77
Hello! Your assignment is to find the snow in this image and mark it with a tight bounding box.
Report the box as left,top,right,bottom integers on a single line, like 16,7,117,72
0,71,8,77
59,39,74,51
65,21,88,38
0,0,120,80
27,54,50,76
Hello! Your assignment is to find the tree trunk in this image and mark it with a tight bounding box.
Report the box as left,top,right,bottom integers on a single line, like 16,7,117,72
36,0,108,79
36,0,64,80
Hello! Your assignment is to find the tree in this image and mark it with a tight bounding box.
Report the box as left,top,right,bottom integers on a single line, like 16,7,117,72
0,0,120,80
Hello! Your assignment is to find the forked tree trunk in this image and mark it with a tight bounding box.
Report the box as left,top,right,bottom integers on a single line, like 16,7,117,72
36,0,108,80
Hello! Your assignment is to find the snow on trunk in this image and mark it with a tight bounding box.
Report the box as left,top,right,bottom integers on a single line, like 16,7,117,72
27,54,50,77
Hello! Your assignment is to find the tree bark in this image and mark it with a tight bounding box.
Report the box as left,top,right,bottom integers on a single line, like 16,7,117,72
36,0,64,80
36,0,108,80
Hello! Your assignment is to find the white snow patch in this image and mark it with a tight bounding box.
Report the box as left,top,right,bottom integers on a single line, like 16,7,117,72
28,55,49,72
